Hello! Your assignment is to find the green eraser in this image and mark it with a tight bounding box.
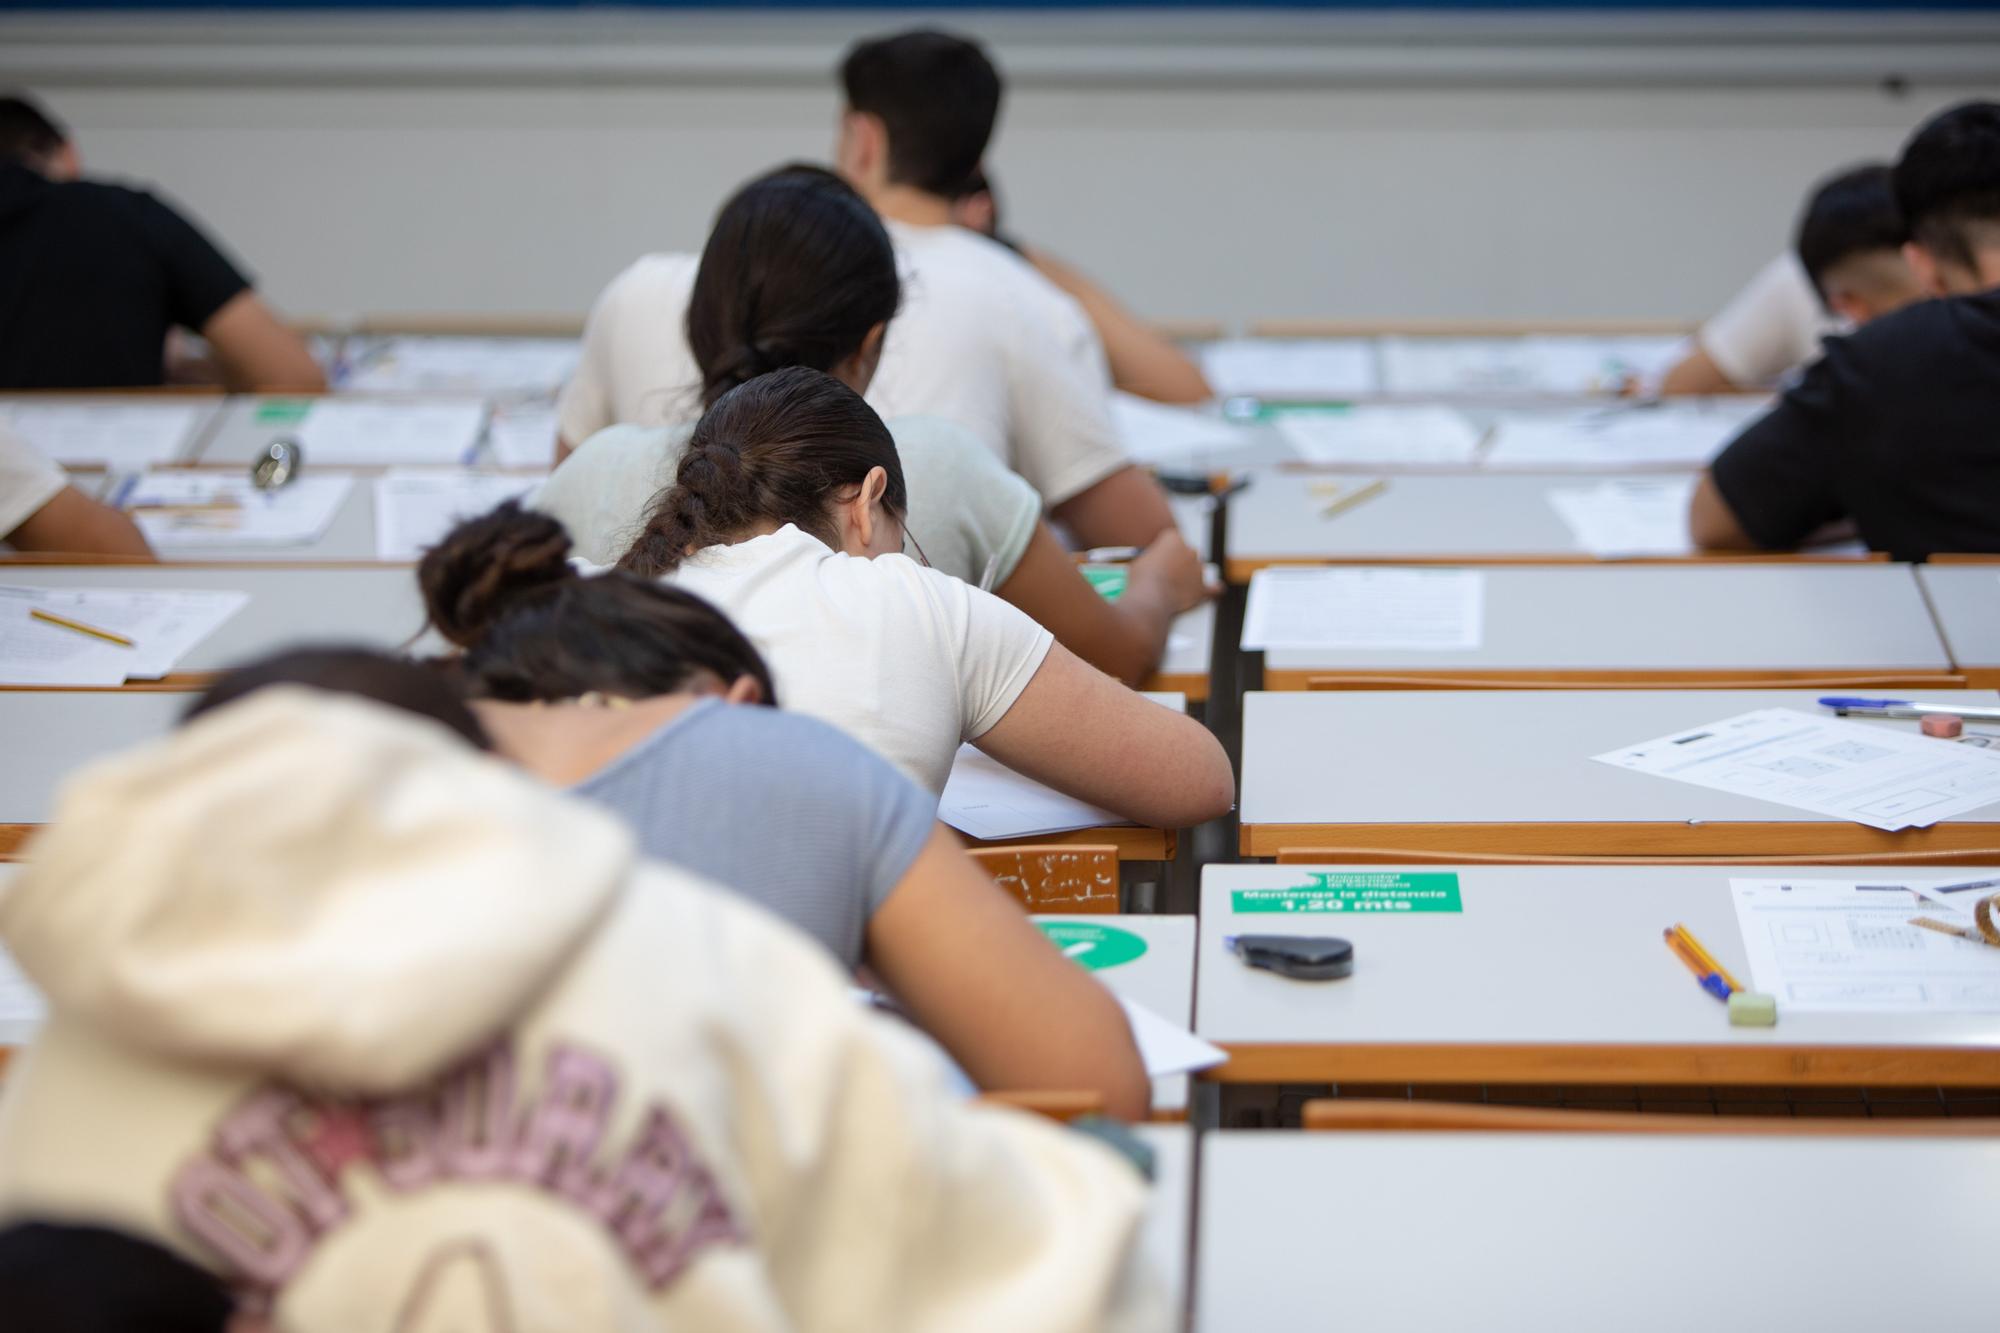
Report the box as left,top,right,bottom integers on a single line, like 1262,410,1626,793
1728,991,1778,1027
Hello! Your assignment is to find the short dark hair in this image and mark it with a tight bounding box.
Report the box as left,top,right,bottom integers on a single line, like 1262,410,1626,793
0,93,67,165
620,366,906,579
840,30,1002,196
1795,163,1905,303
1893,100,2000,270
0,1221,233,1333
687,164,899,408
184,645,493,750
421,501,780,706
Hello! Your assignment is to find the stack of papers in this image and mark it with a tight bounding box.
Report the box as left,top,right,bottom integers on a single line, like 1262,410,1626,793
338,336,581,396
295,399,488,467
0,585,248,685
1483,399,1769,469
118,472,353,548
1272,405,1483,467
1197,338,1379,400
1108,392,1253,467
1546,478,1697,558
939,745,1130,841
1242,567,1485,651
373,470,544,562
0,402,211,469
1594,708,2000,832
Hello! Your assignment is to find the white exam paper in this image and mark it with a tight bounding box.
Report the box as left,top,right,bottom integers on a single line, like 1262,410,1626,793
1730,876,2000,1013
1378,334,1686,397
297,399,487,467
1483,399,1769,470
1273,406,1483,467
1594,708,2000,832
938,745,1128,841
1197,338,1379,400
372,470,544,562
1109,392,1252,467
1,402,209,469
123,473,353,548
1121,997,1228,1078
1241,567,1484,652
1546,478,1697,558
484,402,561,469
0,585,248,685
340,336,580,396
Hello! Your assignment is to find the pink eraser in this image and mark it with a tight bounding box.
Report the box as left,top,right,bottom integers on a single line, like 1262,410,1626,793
1922,714,1965,739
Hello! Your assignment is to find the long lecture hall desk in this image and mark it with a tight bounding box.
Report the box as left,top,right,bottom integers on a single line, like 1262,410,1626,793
1222,470,1873,577
1257,564,1954,689
1919,562,2000,687
1034,914,1194,1115
1196,1131,2000,1332
1237,688,2000,858
1196,862,2000,1089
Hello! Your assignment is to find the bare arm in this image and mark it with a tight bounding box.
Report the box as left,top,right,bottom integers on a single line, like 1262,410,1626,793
996,522,1209,686
7,486,153,558
975,642,1234,830
866,826,1150,1120
1026,247,1212,405
553,435,580,467
1658,345,1741,397
1049,464,1177,551
200,291,327,393
1688,471,1761,550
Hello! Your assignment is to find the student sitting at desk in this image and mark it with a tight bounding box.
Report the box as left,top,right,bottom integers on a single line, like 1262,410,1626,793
543,164,1208,686
0,420,150,556
0,687,1163,1329
1659,161,1925,396
614,365,1233,819
950,167,1214,406
1693,102,2000,561
0,94,323,393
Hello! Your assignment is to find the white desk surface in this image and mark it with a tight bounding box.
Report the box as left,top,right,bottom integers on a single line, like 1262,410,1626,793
0,864,41,1044
191,394,492,466
1919,564,2000,671
0,691,194,824
1033,913,1195,1113
1260,563,1948,674
1169,493,1214,562
1133,1124,1190,1324
0,565,430,676
1196,1132,2000,1332
1239,688,2000,829
1155,602,1214,688
127,477,385,563
1196,863,2000,1053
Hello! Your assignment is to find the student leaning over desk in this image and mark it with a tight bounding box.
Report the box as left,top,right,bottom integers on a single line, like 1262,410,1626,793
0,689,1168,1332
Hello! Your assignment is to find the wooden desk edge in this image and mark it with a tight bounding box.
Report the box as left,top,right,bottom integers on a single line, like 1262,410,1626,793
1238,821,2000,858
1225,552,1888,580
1199,1041,2000,1087
1262,667,1964,692
1141,670,1211,702
966,826,1178,862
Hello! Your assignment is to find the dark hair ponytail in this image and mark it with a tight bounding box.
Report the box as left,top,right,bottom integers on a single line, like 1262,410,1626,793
416,501,778,705
687,163,900,408
620,366,907,577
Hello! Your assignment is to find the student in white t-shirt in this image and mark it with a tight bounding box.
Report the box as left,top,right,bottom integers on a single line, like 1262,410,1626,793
830,30,1177,549
618,365,1234,828
0,422,150,555
545,165,1209,686
1660,163,1926,395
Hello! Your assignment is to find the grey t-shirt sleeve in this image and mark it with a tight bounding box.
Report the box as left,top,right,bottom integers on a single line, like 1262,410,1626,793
892,416,1042,590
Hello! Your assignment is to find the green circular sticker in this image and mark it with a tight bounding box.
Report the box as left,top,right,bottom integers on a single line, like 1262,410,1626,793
1036,922,1148,971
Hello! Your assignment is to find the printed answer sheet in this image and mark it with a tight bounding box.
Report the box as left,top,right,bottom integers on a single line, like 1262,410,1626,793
1273,406,1483,467
1594,708,2000,831
1109,392,1254,467
339,336,580,396
1546,478,1697,558
1197,338,1379,400
1731,876,2000,1013
297,399,487,467
1,402,211,469
1241,567,1484,651
0,585,248,685
121,473,353,548
372,470,543,562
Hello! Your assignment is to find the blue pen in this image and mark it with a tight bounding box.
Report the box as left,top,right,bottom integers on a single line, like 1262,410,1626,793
1819,696,2000,723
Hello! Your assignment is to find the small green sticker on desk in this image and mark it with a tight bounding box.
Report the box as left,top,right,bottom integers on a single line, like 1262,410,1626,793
1081,564,1128,602
255,400,313,425
1232,872,1462,914
1036,921,1149,970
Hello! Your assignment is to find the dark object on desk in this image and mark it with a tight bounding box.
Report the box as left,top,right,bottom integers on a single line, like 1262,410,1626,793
251,436,301,490
1230,934,1354,981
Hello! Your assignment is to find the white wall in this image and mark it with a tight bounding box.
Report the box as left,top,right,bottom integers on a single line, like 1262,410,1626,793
8,12,1998,328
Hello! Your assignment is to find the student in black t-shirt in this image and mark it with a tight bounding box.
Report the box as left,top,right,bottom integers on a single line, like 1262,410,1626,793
0,93,324,392
1692,102,2000,561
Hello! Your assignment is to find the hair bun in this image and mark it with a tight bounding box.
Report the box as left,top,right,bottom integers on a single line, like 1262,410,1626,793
417,500,576,649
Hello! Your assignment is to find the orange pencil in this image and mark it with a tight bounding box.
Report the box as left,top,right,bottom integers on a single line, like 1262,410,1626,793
1670,924,1743,994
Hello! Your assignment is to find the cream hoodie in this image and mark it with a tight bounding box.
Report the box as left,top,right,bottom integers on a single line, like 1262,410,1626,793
0,690,1162,1331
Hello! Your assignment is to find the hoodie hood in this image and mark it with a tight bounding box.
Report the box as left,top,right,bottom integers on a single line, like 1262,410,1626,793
0,688,633,1093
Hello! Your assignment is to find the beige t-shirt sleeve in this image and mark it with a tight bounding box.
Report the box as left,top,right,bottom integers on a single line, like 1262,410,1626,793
530,423,686,566
1002,285,1134,509
0,423,69,541
892,416,1041,590
912,563,1055,741
1698,253,1832,389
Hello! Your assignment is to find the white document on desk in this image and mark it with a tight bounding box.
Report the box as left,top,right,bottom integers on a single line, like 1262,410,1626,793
1197,338,1379,399
1730,876,2000,1013
1109,392,1253,466
1121,997,1227,1078
1484,400,1768,469
1273,406,1483,467
1241,567,1485,651
0,584,248,685
483,402,561,469
939,745,1128,841
1,402,209,470
1546,478,1697,558
340,336,580,396
296,399,487,467
373,470,544,562
123,473,353,548
1594,708,2000,832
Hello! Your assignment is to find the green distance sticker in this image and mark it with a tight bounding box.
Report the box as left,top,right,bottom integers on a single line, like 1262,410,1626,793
1232,871,1462,915
1081,564,1129,602
255,400,314,425
1036,921,1149,970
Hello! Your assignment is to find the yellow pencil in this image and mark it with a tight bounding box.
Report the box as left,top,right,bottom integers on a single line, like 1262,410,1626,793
30,608,136,648
1670,923,1743,994
1319,478,1389,519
